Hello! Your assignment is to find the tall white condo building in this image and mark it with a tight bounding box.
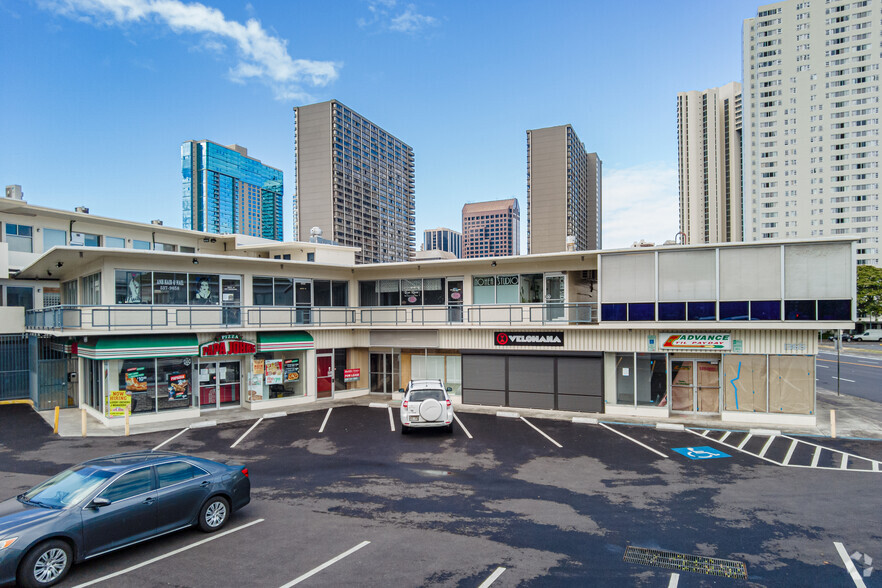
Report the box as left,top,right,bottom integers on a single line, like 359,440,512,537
743,0,880,266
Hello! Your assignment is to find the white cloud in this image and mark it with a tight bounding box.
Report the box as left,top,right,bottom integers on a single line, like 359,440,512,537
41,0,340,100
601,163,680,249
359,0,437,35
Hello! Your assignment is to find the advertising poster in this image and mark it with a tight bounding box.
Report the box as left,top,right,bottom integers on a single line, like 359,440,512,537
252,358,265,375
265,360,283,385
167,371,189,400
343,368,360,382
125,366,148,392
284,359,300,382
108,390,131,417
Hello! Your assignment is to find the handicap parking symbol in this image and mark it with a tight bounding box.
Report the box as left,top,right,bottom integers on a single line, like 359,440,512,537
671,446,731,460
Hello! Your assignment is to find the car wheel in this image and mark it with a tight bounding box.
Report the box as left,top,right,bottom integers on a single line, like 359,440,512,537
18,540,72,588
199,496,230,532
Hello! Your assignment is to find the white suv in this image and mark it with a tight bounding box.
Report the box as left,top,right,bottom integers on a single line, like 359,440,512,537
399,379,454,434
853,329,882,342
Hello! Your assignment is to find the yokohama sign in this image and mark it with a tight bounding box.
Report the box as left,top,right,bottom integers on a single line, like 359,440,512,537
494,331,564,347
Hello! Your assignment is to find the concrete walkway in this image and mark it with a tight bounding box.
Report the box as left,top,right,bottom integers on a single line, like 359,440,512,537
37,385,882,440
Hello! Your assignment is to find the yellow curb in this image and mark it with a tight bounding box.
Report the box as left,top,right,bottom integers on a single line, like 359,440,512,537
0,399,34,407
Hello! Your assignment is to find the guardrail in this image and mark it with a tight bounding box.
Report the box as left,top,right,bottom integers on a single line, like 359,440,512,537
25,302,598,332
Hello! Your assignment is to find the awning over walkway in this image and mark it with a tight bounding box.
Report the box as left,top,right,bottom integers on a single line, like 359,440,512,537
256,332,314,352
77,334,199,360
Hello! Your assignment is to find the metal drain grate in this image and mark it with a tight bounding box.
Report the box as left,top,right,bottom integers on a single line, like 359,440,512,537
623,546,748,580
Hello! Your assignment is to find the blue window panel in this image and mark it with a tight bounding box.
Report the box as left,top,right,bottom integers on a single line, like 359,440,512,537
628,303,655,321
785,300,816,321
658,302,686,321
688,301,716,321
720,301,749,320
602,303,627,321
750,300,781,320
818,299,851,321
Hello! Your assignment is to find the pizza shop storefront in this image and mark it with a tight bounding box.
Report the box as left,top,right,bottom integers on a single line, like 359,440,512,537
75,332,315,427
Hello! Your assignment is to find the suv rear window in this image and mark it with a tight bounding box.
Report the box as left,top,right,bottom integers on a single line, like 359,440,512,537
410,389,445,402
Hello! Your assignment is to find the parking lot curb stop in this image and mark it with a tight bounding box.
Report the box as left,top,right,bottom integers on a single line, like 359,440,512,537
263,412,286,419
749,428,782,437
497,411,521,419
657,423,686,431
189,420,216,429
369,403,388,409
573,417,598,425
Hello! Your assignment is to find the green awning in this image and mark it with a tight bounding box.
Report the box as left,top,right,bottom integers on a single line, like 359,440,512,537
256,332,314,352
77,334,199,360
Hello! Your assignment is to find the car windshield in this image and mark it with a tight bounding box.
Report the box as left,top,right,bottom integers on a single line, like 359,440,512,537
20,465,116,509
410,389,445,402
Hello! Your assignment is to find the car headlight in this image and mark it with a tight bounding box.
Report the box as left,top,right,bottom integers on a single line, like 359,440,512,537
0,537,18,550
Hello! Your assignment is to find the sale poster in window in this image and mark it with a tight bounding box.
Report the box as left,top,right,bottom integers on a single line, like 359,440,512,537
167,371,189,400
265,360,283,385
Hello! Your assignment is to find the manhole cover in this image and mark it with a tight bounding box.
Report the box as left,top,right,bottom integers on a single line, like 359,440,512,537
623,546,748,580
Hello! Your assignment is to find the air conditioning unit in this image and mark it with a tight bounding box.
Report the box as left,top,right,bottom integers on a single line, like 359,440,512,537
580,270,597,282
70,232,85,246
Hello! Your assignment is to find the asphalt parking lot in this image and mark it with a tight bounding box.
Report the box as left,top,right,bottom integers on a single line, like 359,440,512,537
2,403,881,587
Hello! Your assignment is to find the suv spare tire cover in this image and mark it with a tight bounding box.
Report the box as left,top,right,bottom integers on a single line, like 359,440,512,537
419,398,443,421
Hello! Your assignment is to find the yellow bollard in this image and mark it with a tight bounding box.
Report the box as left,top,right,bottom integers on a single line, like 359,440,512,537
53,406,60,435
125,406,130,436
81,408,87,438
830,409,837,439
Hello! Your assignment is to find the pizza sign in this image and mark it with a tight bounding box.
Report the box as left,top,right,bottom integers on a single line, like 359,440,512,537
660,333,731,351
200,338,256,357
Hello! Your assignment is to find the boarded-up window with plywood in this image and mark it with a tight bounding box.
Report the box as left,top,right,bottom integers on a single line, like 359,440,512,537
723,355,767,412
769,355,814,414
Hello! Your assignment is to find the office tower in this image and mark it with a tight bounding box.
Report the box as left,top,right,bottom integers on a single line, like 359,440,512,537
527,125,602,254
462,199,520,258
677,82,743,244
293,100,415,264
182,141,283,241
423,227,462,258
744,1,880,266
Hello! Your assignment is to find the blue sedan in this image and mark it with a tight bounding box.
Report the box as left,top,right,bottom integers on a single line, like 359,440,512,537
0,451,250,587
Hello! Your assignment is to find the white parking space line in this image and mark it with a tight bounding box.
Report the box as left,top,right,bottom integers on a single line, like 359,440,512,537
668,572,680,587
834,541,869,588
758,436,776,458
719,431,731,443
71,519,264,588
737,434,753,450
387,406,395,432
783,439,798,465
278,540,371,587
231,417,264,448
520,417,563,448
319,408,332,433
599,423,668,458
818,364,829,368
453,413,473,439
833,376,856,383
811,446,822,468
478,567,507,587
152,428,188,451
840,454,849,470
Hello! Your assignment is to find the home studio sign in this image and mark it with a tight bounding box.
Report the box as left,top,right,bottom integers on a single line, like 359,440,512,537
494,331,564,347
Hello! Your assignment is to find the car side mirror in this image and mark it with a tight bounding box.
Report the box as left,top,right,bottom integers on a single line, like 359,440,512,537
398,388,404,394
446,387,452,392
89,497,111,509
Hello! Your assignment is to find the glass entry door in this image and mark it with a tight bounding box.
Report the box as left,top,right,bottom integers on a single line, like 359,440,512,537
670,359,720,413
544,273,565,321
221,277,241,326
317,352,333,399
198,361,241,410
370,352,399,393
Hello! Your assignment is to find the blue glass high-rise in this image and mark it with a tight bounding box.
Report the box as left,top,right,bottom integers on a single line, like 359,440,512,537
182,141,284,241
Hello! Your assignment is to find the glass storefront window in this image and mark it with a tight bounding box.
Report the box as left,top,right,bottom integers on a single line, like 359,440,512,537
157,358,193,411
519,274,543,303
496,275,519,303
133,240,151,250
473,276,495,304
6,287,33,310
253,352,307,399
314,280,331,306
82,273,101,305
253,277,274,305
615,353,635,405
379,280,399,306
62,280,77,305
106,236,125,248
359,281,378,306
332,281,348,306
636,353,667,406
189,274,220,305
5,223,33,253
118,359,156,414
423,279,444,305
401,279,422,305
153,273,187,305
43,228,67,252
115,271,153,304
274,278,294,306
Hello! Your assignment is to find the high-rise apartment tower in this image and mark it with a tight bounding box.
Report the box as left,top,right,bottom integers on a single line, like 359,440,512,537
182,141,283,241
293,100,415,263
423,227,462,258
462,199,520,258
527,125,601,254
677,82,743,244
744,1,880,266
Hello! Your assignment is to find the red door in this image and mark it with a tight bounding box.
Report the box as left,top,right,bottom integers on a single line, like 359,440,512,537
317,354,333,399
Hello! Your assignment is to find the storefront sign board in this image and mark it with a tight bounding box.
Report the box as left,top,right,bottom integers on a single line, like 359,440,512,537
200,338,256,357
494,331,564,347
660,333,731,351
344,368,361,382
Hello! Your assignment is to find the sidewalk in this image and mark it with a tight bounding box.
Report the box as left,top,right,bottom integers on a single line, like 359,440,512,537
39,386,882,440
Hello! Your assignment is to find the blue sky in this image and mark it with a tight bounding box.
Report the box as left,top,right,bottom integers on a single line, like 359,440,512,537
0,0,761,250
